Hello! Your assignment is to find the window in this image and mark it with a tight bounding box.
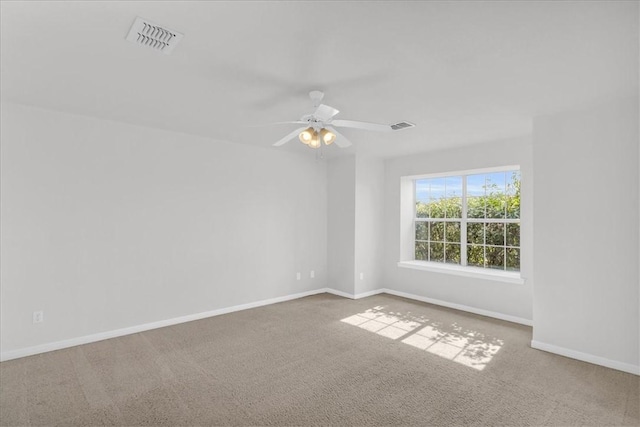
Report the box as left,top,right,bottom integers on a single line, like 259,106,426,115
413,168,521,272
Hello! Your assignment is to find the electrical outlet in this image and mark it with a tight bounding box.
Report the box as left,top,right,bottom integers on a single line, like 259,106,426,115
360,272,364,280
310,270,315,279
296,272,301,280
33,311,43,324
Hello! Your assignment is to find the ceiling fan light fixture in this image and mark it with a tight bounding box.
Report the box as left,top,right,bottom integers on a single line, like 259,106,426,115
309,131,321,149
320,128,336,145
298,127,314,144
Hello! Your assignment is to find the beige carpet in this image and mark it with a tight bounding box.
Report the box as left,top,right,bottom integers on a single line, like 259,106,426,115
1,293,638,426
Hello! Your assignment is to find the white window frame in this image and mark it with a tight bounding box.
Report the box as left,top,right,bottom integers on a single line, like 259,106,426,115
398,166,524,284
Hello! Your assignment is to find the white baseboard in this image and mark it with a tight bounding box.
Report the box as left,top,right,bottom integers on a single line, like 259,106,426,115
531,340,640,376
324,287,532,326
325,288,384,300
0,288,327,362
380,288,533,326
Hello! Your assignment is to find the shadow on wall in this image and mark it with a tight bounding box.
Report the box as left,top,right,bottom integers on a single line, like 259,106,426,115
341,306,503,371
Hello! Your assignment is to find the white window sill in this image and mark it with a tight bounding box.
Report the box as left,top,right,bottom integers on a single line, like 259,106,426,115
397,261,525,285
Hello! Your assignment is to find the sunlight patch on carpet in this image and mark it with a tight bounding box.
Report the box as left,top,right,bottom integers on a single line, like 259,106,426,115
341,306,503,371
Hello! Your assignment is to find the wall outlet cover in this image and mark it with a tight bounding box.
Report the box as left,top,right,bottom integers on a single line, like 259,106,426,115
33,311,44,324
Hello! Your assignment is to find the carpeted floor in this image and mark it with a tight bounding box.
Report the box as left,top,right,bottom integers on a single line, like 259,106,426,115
1,293,638,426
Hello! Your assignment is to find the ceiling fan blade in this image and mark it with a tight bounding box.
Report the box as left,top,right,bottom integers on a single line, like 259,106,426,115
273,127,306,147
331,119,393,132
326,127,352,148
314,104,340,122
248,121,307,128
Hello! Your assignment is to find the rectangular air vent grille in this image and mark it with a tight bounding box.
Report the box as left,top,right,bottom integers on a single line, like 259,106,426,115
126,17,183,55
391,121,415,131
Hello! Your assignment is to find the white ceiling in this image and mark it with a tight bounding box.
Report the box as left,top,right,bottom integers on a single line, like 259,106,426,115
1,1,637,158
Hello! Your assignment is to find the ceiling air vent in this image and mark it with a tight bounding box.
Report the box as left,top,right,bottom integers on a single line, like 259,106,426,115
391,121,416,131
125,17,183,55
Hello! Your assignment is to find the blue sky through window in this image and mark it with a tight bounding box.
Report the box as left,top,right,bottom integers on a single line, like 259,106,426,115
417,172,519,203
467,174,485,197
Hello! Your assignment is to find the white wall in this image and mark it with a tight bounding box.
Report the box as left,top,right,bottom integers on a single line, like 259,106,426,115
327,155,355,294
0,103,327,354
354,156,385,295
382,137,534,321
327,155,385,297
532,97,639,372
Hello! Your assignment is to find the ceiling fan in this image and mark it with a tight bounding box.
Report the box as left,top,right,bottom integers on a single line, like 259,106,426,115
271,91,415,149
